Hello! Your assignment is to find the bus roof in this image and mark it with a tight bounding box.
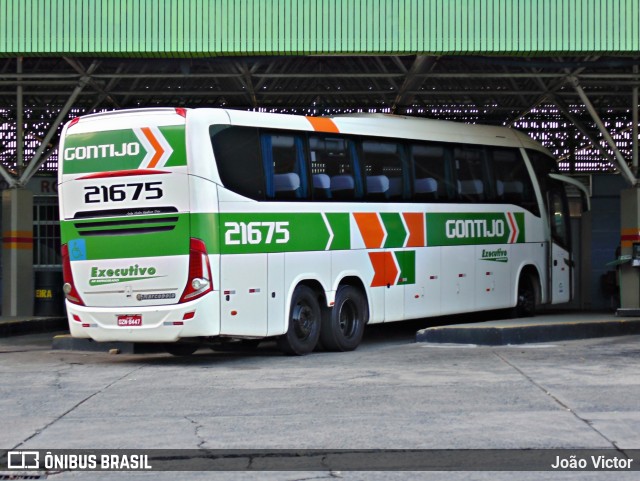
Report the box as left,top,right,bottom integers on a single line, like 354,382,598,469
71,107,551,157
216,109,551,155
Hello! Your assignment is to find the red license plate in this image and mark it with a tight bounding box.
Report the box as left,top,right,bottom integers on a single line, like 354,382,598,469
117,315,142,327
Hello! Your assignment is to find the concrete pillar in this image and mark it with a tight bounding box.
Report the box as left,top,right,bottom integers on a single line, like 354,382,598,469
579,209,592,310
618,188,640,313
1,188,33,316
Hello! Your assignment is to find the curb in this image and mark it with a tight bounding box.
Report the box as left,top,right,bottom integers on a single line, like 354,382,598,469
416,318,640,345
616,308,640,317
0,317,68,337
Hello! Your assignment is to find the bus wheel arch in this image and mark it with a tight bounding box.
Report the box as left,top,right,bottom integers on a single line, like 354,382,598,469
513,265,541,318
320,277,369,352
277,283,323,356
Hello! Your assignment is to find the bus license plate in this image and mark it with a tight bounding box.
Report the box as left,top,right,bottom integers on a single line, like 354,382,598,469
117,314,142,327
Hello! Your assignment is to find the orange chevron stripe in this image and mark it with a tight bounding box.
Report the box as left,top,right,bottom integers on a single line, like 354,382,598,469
140,127,164,168
368,251,399,288
354,213,385,248
306,116,340,133
403,212,425,247
507,212,517,244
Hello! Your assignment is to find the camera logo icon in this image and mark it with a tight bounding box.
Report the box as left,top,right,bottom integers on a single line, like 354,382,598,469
7,451,40,469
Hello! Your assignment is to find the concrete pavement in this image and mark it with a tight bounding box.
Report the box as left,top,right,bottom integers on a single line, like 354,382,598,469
0,323,638,480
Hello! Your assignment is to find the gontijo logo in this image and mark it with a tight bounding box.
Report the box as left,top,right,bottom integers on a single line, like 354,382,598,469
445,218,505,239
426,212,525,246
63,142,140,160
63,127,174,169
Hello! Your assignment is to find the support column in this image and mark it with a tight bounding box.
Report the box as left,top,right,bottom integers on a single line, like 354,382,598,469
2,188,33,316
617,188,640,314
633,64,638,176
16,57,24,177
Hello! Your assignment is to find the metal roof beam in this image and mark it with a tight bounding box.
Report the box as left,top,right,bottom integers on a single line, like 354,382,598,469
18,61,98,185
237,61,259,108
63,58,120,108
5,72,639,80
568,75,637,186
392,55,437,113
551,95,618,165
505,57,596,126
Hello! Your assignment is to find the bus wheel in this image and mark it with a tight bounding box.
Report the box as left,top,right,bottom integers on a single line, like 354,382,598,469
320,285,367,352
514,275,536,318
277,285,321,356
164,342,199,356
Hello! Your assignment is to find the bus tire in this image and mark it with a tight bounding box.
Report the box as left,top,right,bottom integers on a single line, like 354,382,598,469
514,274,537,318
277,285,321,356
164,342,199,356
320,285,367,352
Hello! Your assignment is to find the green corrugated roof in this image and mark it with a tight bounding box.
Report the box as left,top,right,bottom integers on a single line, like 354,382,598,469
1,0,638,57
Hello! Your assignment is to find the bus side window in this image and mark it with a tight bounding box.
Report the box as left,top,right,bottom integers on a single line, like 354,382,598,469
525,148,558,198
453,146,494,202
210,126,265,200
548,184,570,248
309,136,363,201
361,140,406,201
410,143,452,202
491,148,539,216
261,133,308,200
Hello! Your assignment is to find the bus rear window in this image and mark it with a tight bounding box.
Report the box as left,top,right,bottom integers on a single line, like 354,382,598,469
210,126,265,200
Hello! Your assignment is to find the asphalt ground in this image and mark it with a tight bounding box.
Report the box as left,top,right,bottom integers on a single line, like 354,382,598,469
0,312,639,480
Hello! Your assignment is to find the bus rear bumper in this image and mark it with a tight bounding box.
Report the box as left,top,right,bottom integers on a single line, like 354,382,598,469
64,293,220,343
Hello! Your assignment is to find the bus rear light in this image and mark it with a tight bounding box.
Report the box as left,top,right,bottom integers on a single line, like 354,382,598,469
61,244,85,306
72,314,82,323
183,311,196,320
179,238,213,303
175,107,187,118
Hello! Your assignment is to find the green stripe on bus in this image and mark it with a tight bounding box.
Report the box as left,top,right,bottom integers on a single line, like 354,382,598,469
325,213,350,250
380,212,407,248
394,250,416,285
61,213,191,260
219,212,350,254
161,126,188,168
191,213,220,254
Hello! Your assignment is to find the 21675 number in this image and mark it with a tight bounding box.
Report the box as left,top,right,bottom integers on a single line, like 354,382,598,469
224,221,290,245
83,182,163,203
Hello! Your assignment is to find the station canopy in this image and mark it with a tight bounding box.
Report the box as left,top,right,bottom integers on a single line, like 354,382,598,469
0,0,639,182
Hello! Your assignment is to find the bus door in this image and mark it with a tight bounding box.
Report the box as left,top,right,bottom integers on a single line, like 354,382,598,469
547,178,572,303
547,174,591,305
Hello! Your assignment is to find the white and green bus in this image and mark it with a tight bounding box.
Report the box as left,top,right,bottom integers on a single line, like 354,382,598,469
58,108,588,355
